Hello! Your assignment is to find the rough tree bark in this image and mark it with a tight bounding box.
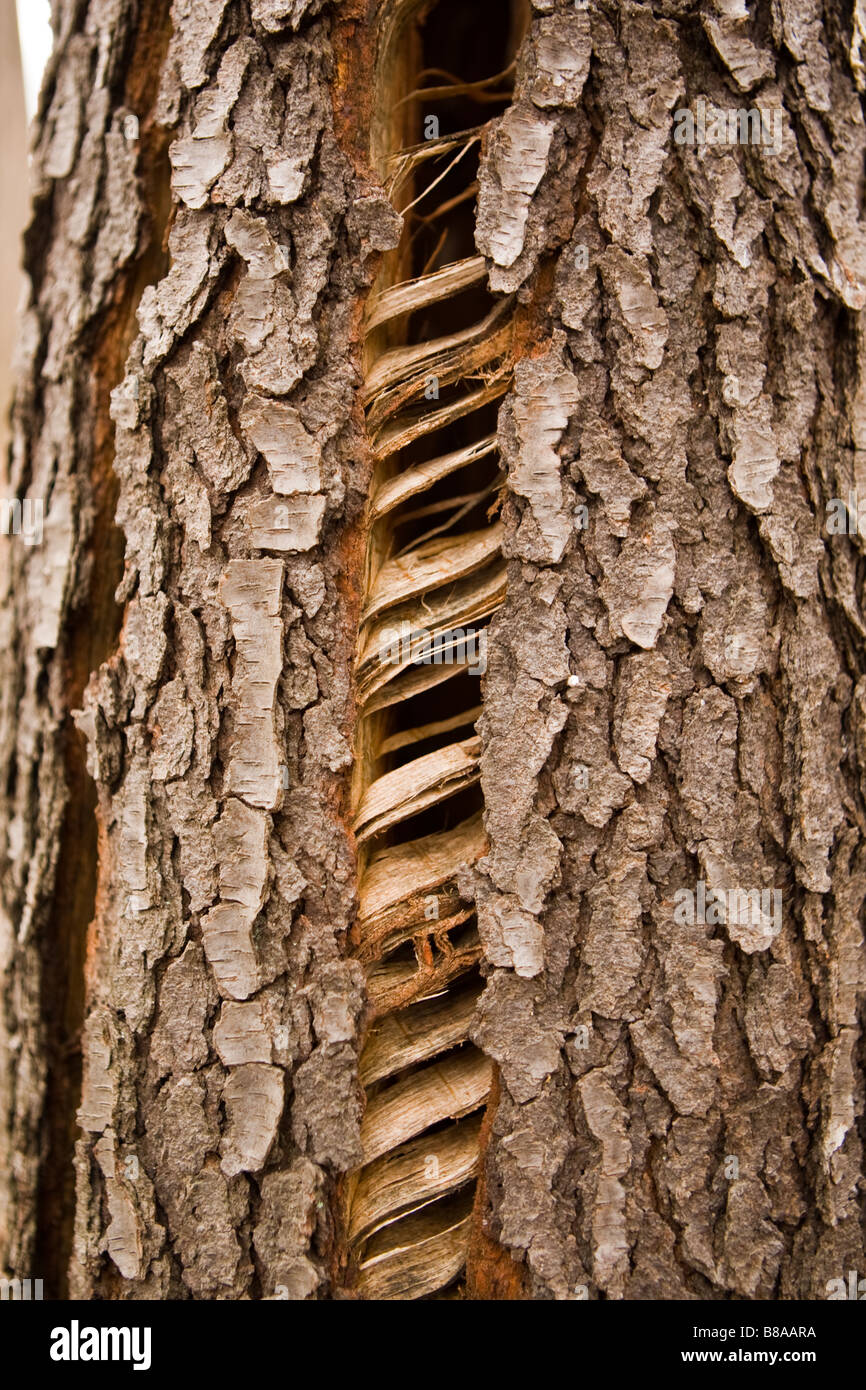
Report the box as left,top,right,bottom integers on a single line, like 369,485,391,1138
0,4,30,466
2,0,866,1301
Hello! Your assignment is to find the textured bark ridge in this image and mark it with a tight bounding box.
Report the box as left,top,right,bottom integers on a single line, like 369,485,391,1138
467,0,866,1300
0,0,175,1293
3,0,377,1299
343,0,525,1300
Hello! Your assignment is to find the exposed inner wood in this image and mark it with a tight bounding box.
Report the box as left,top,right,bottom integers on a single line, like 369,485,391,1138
349,1114,482,1243
357,563,507,702
359,986,480,1086
368,434,498,519
364,255,488,333
355,1191,474,1301
345,0,525,1300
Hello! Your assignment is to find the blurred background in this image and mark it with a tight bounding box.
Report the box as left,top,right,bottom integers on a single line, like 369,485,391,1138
1,1,52,461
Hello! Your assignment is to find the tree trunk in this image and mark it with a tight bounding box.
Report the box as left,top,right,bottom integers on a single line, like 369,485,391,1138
0,3,30,467
2,0,866,1302
0,0,30,1288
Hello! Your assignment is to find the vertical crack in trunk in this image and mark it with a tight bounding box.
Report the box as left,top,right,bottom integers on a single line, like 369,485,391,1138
345,0,525,1300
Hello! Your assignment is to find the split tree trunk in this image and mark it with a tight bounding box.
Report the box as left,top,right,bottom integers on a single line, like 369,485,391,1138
2,0,866,1300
